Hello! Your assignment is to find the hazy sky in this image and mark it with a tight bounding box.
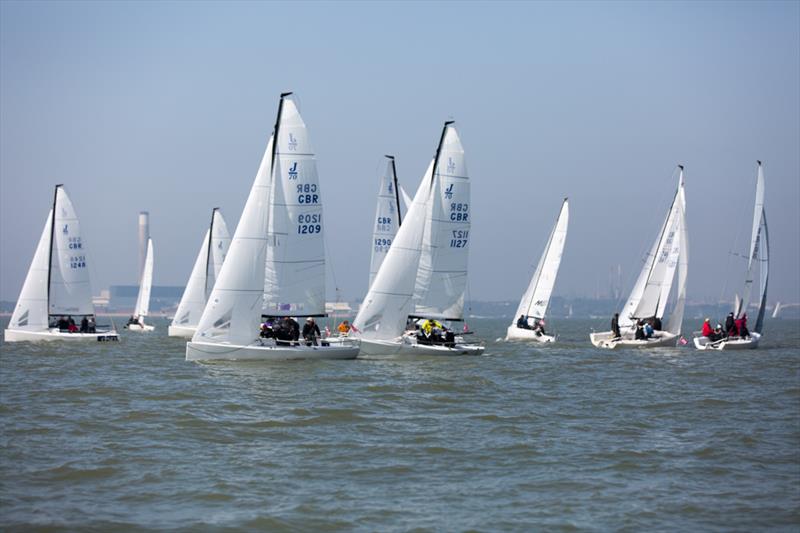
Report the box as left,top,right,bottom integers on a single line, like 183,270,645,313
1,1,798,306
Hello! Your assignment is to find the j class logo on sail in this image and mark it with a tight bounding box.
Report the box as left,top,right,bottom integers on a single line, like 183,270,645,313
374,237,392,252
69,255,86,269
444,184,454,199
288,133,298,151
288,162,299,180
376,216,393,232
387,181,393,194
450,230,468,248
297,213,322,235
450,202,469,222
62,224,69,235
296,183,318,204
68,236,83,250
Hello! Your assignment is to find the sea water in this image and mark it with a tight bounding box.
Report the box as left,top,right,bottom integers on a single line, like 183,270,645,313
1,317,798,531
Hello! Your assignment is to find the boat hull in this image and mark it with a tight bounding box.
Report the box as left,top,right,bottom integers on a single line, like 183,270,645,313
125,323,155,332
358,337,485,357
590,330,678,349
505,326,555,343
167,325,196,338
693,332,761,351
186,338,360,361
4,328,119,342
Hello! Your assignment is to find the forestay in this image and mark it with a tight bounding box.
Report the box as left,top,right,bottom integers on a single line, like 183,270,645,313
264,96,325,316
369,156,402,289
514,198,569,321
134,239,154,318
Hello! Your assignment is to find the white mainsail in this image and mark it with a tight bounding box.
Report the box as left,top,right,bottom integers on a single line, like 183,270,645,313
8,211,52,330
514,198,569,321
49,186,95,316
134,238,154,318
413,123,470,320
171,209,230,328
619,167,687,329
369,155,402,289
263,97,325,316
737,161,769,333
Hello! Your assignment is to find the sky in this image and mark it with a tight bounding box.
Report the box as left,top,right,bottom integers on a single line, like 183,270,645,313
1,1,798,306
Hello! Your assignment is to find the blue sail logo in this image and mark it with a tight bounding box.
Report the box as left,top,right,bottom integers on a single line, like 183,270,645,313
444,184,454,199
288,162,298,180
62,224,69,234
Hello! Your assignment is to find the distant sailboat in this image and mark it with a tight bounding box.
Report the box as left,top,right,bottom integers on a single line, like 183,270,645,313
694,161,768,350
353,121,484,356
506,198,569,343
186,93,359,361
168,209,230,337
126,238,154,332
4,185,118,342
590,166,688,349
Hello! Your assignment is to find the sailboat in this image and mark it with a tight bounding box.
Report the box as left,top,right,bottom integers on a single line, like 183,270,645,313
353,121,484,356
4,185,118,342
126,238,154,331
694,161,768,350
506,198,569,343
590,166,688,349
168,209,230,337
186,93,359,361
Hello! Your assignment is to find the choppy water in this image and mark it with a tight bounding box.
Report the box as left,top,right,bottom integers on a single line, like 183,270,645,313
1,316,798,531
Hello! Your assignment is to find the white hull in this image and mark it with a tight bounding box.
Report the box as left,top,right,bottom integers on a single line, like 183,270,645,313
125,322,155,332
4,328,119,342
168,325,196,338
186,338,360,362
590,330,678,350
505,326,555,343
693,332,761,351
358,336,485,357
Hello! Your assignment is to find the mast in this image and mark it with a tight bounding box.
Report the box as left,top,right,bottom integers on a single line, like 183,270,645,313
204,207,219,296
271,92,292,183
46,184,63,318
430,121,454,189
386,155,402,226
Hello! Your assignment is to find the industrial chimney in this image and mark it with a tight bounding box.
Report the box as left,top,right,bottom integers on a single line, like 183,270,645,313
138,211,149,282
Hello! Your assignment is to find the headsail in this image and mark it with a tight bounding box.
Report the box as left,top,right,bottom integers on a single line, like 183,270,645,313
134,239,153,318
369,155,402,289
514,198,569,322
263,95,325,316
9,210,52,330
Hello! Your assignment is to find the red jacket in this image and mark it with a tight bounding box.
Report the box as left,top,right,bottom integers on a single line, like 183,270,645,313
702,322,713,337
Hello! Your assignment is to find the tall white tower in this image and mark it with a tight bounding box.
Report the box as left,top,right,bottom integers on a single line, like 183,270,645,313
138,211,149,282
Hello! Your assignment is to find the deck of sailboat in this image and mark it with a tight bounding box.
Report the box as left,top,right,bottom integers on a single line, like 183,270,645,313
590,330,678,349
693,332,761,351
186,338,360,361
4,328,119,342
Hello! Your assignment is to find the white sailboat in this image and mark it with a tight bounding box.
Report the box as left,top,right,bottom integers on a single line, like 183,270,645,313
168,209,230,337
694,161,768,350
506,198,569,343
590,166,688,349
354,121,484,356
4,185,118,342
369,155,403,289
186,93,359,361
126,238,155,331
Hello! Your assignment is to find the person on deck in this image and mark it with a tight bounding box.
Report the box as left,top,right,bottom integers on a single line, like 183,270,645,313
67,316,78,333
80,316,89,333
88,316,96,333
533,319,546,336
735,313,750,339
611,313,621,339
337,320,351,335
302,317,321,346
634,320,646,340
725,312,736,337
701,318,714,338
516,315,530,329
643,320,654,339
